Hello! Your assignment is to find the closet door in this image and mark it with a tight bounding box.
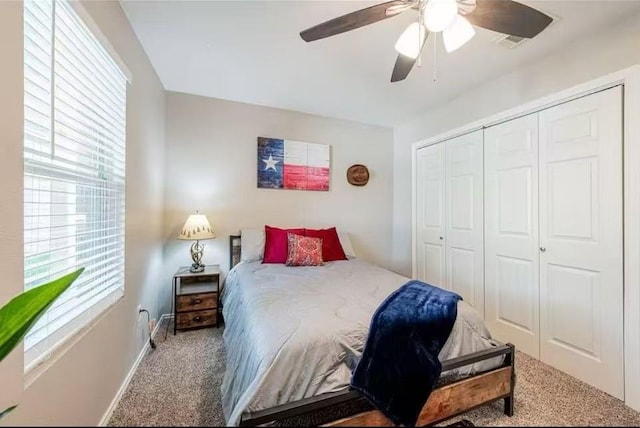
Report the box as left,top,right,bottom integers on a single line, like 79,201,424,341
416,143,446,287
484,114,540,357
539,86,623,399
445,131,484,314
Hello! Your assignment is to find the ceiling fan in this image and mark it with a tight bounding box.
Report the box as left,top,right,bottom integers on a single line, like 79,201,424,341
299,0,553,82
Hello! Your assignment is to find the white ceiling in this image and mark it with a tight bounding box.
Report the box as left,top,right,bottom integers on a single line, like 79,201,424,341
121,0,640,127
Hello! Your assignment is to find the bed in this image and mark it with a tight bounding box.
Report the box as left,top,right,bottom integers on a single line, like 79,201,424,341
222,235,515,427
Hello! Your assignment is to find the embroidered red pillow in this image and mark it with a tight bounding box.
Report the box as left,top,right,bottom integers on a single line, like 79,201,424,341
286,233,324,266
263,225,305,263
304,227,347,261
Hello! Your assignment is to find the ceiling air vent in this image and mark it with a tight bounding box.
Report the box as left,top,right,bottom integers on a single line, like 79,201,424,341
495,34,527,49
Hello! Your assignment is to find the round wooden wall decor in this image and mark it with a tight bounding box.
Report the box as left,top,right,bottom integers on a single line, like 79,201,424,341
347,164,370,186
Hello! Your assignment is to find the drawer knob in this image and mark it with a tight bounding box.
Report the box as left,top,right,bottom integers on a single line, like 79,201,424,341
194,316,201,322
192,299,202,305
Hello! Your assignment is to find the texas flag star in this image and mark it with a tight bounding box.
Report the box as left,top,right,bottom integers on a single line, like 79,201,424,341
262,154,279,171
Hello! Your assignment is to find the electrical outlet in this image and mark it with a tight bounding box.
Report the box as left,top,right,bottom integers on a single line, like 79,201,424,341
137,304,142,314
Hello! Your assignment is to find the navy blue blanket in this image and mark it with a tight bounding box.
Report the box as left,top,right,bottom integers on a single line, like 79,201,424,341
350,280,462,427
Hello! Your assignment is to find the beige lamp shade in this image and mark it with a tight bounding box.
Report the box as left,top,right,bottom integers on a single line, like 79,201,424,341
178,213,216,240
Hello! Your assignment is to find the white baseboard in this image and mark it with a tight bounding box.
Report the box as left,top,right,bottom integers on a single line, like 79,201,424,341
98,313,172,426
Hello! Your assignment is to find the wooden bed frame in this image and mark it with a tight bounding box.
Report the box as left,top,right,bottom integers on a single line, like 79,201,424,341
228,235,515,427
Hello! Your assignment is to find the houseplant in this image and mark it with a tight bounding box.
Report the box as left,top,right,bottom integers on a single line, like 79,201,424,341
0,268,84,420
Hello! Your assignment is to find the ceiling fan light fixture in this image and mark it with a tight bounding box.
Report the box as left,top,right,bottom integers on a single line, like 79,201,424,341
394,22,426,59
423,0,458,33
443,14,475,53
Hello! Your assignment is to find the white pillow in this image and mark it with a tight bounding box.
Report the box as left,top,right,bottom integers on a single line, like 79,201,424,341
338,231,356,258
240,228,265,262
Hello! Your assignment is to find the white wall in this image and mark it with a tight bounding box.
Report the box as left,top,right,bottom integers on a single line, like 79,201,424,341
0,1,166,425
163,92,394,313
392,10,640,276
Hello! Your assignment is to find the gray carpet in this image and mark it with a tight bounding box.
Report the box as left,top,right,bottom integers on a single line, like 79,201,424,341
108,319,640,426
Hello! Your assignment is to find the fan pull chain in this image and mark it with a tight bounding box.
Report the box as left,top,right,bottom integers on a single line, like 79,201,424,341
417,21,422,68
417,7,423,68
433,32,438,82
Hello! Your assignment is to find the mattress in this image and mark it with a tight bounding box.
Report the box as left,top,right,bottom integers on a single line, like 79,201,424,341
221,259,502,426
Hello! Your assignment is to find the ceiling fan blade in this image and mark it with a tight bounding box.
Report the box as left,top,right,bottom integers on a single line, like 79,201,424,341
391,32,429,83
391,54,417,82
465,0,553,39
300,1,411,42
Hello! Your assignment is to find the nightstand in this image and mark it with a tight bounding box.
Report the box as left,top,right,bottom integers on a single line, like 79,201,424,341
172,265,220,335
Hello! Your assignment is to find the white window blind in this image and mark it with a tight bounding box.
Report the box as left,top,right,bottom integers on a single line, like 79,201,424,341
23,0,126,369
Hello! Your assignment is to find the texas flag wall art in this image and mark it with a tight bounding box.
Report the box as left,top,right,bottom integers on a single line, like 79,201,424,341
257,137,330,191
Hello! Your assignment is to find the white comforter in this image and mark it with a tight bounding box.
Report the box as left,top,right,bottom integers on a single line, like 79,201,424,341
221,259,501,426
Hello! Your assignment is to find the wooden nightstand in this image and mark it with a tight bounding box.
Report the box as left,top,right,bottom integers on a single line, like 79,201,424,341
172,265,220,335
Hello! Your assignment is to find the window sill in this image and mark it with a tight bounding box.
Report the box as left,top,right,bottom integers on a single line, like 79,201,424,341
24,292,124,389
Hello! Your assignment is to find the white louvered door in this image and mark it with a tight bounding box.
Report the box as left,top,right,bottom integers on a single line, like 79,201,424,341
484,114,540,358
539,87,624,399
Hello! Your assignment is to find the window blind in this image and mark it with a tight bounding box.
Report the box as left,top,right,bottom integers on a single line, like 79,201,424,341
23,0,127,369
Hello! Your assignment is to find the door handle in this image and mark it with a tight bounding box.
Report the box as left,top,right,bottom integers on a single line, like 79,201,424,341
540,247,546,252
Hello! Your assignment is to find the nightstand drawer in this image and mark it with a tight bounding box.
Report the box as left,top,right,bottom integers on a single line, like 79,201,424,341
176,293,217,312
176,310,217,329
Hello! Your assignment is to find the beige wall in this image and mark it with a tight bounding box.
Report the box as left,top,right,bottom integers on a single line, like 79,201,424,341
162,92,394,313
0,1,166,425
391,10,640,276
0,0,26,415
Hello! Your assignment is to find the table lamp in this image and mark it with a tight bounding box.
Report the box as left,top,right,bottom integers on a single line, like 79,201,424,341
178,211,216,273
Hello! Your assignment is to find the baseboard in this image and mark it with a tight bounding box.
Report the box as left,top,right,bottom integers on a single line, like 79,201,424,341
98,313,171,426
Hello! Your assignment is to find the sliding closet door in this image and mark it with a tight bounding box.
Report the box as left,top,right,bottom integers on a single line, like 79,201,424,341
539,86,624,399
445,130,484,314
484,114,540,357
416,143,446,287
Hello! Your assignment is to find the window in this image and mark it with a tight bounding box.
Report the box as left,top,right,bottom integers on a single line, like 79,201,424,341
23,0,127,369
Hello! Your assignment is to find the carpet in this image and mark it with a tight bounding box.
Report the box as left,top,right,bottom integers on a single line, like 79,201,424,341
108,319,640,427
443,420,474,427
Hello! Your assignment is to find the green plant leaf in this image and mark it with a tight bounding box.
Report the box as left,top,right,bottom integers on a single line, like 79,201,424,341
0,268,84,362
0,405,17,420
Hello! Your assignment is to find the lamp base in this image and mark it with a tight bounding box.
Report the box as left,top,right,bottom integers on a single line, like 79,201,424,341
189,263,205,273
189,240,205,273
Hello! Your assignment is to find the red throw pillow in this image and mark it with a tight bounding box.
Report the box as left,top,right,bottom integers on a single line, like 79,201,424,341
263,225,305,263
286,233,324,266
304,227,347,262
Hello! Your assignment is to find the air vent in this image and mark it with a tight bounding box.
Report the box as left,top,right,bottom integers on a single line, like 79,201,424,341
495,34,527,49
